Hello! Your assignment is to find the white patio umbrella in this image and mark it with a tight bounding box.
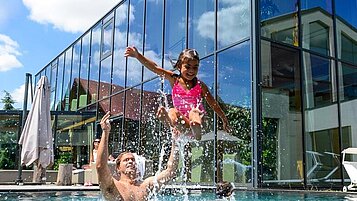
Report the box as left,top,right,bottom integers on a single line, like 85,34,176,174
18,76,53,181
201,130,243,142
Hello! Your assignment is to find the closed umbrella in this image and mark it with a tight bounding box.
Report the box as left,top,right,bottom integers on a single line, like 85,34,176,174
19,76,53,182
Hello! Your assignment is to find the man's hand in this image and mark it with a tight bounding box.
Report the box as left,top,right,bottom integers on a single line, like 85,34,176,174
100,112,111,132
124,46,139,58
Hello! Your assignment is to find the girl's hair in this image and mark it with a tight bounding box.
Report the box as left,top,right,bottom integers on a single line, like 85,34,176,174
174,49,200,69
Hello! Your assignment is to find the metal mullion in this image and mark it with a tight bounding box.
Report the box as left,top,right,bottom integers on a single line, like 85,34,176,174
252,0,262,188
214,0,218,185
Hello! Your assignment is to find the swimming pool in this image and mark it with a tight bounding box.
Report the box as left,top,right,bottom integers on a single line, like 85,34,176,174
0,190,355,200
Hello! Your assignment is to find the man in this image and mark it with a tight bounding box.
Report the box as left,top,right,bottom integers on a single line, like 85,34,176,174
96,112,180,201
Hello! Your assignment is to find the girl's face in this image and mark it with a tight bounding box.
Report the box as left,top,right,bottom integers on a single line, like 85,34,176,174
179,59,199,81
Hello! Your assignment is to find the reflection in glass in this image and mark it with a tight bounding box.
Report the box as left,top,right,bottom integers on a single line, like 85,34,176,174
217,43,252,185
260,0,298,46
124,87,142,152
99,56,112,100
303,53,336,109
70,41,81,111
301,0,333,56
189,0,214,56
303,53,340,186
112,3,128,93
56,54,64,111
144,0,163,81
102,20,114,58
141,79,161,171
261,40,303,186
336,1,357,64
218,0,250,49
50,61,58,110
78,32,91,109
63,48,72,111
164,0,186,61
89,23,101,104
339,62,357,101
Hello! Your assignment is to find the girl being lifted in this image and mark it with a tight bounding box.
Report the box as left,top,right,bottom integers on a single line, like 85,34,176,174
125,47,230,140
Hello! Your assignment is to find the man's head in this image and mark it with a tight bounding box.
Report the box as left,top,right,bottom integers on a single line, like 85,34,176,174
116,152,137,178
216,181,233,198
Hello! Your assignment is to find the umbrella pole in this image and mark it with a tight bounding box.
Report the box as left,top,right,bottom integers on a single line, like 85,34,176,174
16,73,32,185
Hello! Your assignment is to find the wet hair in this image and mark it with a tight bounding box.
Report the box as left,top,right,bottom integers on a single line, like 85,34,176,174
216,181,233,198
115,151,132,168
174,49,200,70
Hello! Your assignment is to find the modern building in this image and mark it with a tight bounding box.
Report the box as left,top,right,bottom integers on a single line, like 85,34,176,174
1,0,357,190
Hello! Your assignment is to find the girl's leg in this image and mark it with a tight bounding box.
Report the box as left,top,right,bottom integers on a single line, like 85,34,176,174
168,108,191,135
189,108,202,140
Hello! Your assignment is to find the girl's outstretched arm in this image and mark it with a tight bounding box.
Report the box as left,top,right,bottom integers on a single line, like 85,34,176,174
201,82,231,132
124,46,175,83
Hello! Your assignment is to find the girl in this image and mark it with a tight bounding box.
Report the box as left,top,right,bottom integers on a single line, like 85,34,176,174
124,46,230,140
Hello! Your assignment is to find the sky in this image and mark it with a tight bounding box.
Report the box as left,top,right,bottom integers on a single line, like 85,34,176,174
0,0,121,109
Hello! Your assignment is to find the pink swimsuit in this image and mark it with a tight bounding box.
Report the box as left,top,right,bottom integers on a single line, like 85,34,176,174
172,79,205,118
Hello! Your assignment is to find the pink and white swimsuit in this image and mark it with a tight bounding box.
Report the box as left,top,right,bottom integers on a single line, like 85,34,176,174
172,79,205,118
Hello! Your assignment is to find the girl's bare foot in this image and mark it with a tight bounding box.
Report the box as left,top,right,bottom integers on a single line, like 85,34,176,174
156,106,172,127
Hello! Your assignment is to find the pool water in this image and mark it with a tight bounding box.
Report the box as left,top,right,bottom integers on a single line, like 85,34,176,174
0,190,356,200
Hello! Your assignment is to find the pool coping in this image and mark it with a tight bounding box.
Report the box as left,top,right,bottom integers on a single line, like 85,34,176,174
1,183,357,196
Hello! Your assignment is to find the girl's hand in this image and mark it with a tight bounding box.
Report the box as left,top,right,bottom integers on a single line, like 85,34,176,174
124,46,139,58
100,112,111,132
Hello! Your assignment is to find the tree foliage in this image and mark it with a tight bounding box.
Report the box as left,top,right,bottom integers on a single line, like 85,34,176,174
1,90,15,110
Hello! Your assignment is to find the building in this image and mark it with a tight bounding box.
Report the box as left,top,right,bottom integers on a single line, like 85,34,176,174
1,0,357,190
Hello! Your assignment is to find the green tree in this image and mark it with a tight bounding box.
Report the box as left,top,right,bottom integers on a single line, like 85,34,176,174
0,90,17,169
1,90,15,110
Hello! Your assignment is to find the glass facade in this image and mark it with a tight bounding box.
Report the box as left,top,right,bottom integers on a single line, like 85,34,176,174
0,0,356,190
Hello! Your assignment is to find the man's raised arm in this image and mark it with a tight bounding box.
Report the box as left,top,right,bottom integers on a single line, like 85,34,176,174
96,112,114,188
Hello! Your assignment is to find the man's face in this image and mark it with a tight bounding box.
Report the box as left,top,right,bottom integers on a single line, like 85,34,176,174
118,153,137,175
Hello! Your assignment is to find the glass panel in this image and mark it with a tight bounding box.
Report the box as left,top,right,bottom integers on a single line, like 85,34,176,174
70,41,81,111
102,20,114,58
63,48,73,111
339,62,357,102
55,54,64,111
98,98,111,120
124,87,141,152
55,113,96,169
336,0,357,64
144,0,163,81
50,60,58,111
261,40,303,187
188,0,214,56
218,0,250,49
141,79,162,173
217,42,252,185
164,0,186,62
303,52,340,186
99,56,112,100
303,52,336,109
112,3,128,93
89,23,101,104
301,0,333,56
0,114,20,169
126,0,144,87
78,32,91,109
260,0,299,46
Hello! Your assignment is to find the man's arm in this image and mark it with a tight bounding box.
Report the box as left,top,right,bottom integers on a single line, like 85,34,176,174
144,136,180,189
96,112,115,188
